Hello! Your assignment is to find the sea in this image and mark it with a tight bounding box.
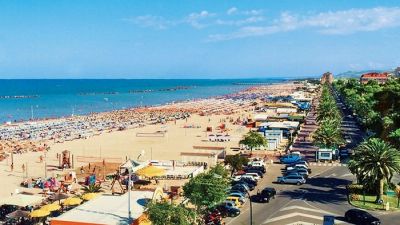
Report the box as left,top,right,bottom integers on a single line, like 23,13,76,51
0,78,288,122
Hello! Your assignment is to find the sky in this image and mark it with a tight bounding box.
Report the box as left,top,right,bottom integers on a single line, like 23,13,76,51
0,0,400,79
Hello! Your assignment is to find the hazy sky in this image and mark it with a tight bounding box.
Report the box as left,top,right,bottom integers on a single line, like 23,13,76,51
0,0,400,79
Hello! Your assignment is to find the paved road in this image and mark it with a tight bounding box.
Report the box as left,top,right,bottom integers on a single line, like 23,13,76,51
226,164,354,225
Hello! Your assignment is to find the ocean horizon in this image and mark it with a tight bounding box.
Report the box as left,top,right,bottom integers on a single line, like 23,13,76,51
0,78,290,122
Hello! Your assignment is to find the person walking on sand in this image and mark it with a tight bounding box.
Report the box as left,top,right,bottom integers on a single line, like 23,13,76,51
10,163,14,172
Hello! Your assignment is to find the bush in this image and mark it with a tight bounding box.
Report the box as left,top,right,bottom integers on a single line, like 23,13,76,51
350,194,361,201
347,184,364,195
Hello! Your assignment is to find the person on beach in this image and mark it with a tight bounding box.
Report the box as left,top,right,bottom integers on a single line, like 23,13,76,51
22,164,25,173
80,166,84,174
10,163,14,172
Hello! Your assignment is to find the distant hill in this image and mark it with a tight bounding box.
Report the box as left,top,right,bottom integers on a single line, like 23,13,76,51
335,70,388,79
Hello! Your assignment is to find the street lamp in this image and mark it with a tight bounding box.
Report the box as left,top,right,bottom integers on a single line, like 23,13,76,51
244,188,253,225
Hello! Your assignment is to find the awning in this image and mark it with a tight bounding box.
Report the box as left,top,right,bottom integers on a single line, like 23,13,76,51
0,194,44,207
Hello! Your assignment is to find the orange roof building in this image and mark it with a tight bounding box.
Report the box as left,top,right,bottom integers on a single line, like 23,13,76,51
360,72,389,84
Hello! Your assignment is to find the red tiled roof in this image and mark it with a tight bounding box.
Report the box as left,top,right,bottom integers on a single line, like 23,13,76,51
360,72,388,79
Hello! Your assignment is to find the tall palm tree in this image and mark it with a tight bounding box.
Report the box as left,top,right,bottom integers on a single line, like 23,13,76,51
348,138,400,203
313,119,343,148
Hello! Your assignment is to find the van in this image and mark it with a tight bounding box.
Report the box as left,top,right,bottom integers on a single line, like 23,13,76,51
226,197,242,207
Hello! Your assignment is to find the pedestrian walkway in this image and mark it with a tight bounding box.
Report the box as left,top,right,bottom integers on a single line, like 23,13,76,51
291,96,320,161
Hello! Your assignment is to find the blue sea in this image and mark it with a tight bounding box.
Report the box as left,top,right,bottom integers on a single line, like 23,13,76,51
0,79,287,122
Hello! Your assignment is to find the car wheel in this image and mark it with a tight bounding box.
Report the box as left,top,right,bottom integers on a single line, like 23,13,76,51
280,180,284,184
296,181,301,185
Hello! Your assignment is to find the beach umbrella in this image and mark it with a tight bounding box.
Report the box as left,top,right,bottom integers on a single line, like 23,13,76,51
50,193,70,204
6,210,30,219
81,193,99,201
63,197,82,206
29,209,50,218
41,203,61,212
135,166,165,177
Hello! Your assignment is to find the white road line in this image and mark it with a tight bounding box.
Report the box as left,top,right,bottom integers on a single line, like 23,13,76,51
279,205,339,216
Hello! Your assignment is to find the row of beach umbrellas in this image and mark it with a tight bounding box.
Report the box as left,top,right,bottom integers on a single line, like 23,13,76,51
6,193,99,219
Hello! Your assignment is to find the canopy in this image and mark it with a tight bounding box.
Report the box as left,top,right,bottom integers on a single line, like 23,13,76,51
41,203,61,212
135,166,165,177
30,209,50,218
0,194,44,207
82,193,99,201
6,210,30,219
63,197,82,206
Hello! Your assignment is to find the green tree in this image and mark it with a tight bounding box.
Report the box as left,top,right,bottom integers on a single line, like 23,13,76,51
313,119,343,149
146,201,195,225
224,154,249,176
208,163,229,179
239,131,267,153
183,170,229,213
348,138,400,203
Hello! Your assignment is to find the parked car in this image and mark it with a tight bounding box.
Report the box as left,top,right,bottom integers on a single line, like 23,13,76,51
280,154,302,164
233,174,256,182
277,175,306,185
215,204,240,217
232,181,255,191
226,196,242,207
244,169,263,178
229,193,246,203
286,165,312,174
344,209,381,225
245,166,266,174
204,211,223,225
231,184,248,193
222,201,239,209
244,172,261,180
284,169,309,178
238,178,257,187
285,161,309,169
253,187,276,203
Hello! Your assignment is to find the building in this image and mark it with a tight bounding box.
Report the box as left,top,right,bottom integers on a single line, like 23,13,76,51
395,67,400,77
320,72,334,84
360,72,389,84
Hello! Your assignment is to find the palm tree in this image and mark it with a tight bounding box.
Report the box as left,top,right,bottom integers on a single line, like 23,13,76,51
313,119,343,148
82,184,102,193
239,131,267,154
348,138,400,203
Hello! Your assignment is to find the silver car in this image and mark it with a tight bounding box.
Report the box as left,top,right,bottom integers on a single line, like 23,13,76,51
277,175,306,185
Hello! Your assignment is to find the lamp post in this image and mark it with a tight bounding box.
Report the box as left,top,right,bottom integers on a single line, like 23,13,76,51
128,168,132,223
245,189,253,225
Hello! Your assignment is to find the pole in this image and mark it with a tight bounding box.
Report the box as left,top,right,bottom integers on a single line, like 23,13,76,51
245,189,253,225
128,168,132,222
44,152,47,178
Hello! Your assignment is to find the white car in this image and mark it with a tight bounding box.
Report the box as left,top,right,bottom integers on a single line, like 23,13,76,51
287,164,309,171
233,175,256,182
244,173,261,180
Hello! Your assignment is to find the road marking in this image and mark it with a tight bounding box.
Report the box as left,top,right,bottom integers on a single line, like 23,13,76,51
340,173,353,178
279,205,339,216
262,212,345,224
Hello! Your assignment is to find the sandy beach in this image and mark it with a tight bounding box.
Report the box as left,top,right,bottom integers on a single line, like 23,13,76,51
0,82,300,198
